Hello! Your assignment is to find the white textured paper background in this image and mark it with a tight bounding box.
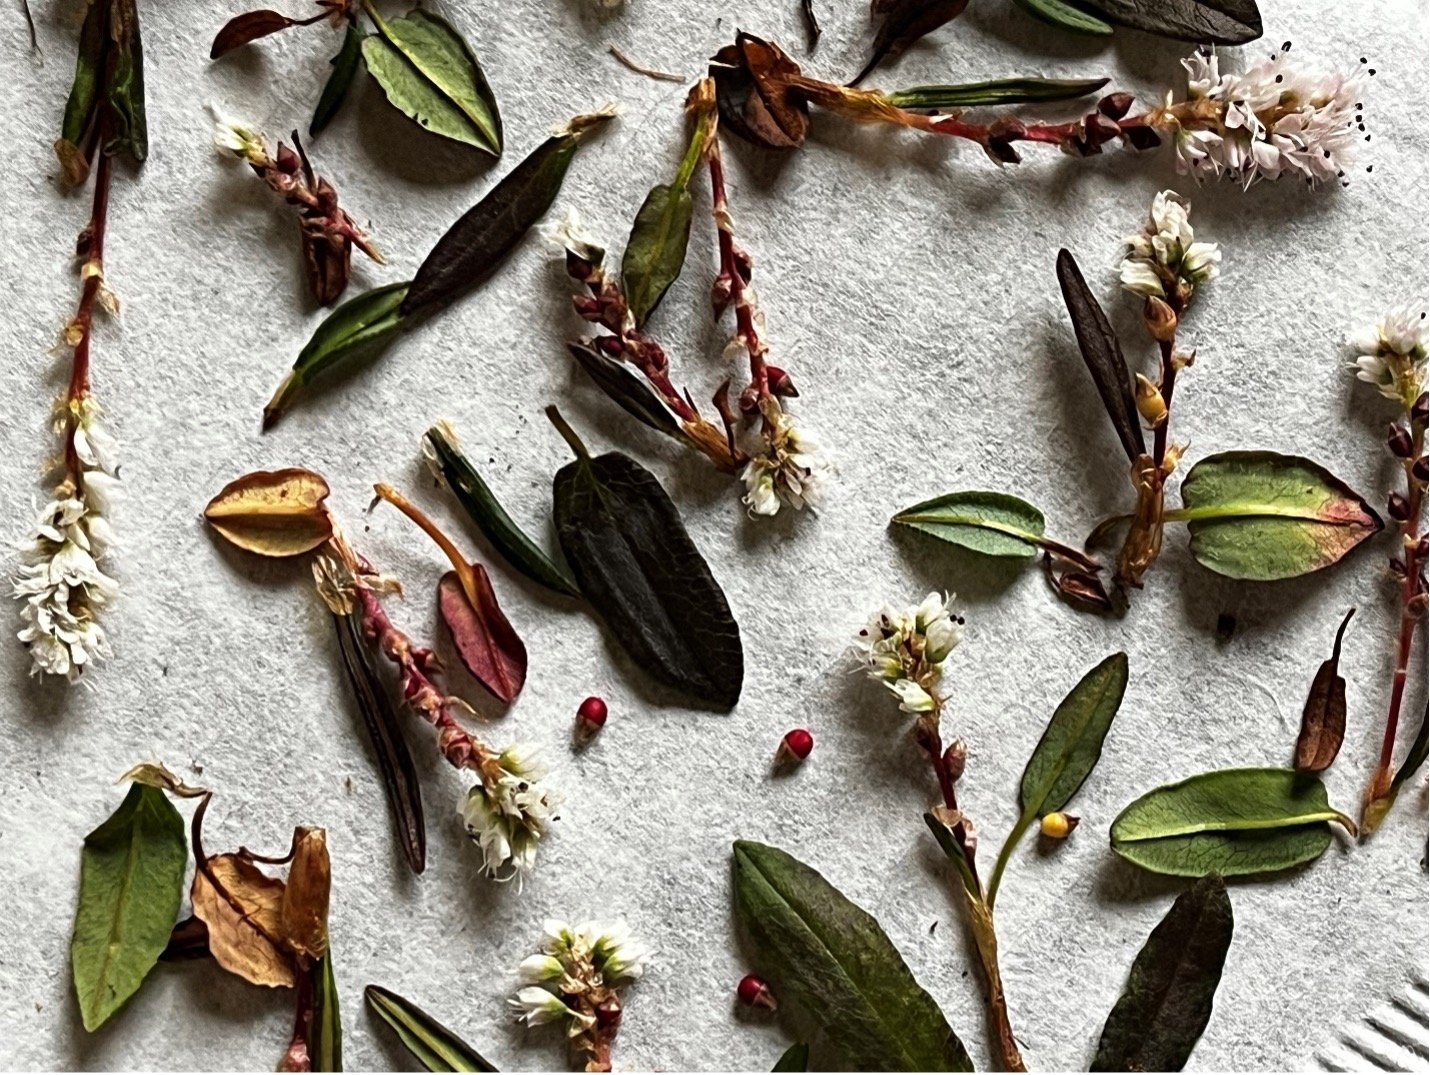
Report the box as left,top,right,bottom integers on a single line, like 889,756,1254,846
1,0,1427,1070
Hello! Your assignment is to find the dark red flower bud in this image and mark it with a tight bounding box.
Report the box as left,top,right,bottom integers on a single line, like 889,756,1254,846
1412,392,1428,430
566,249,595,281
766,365,799,397
738,382,761,415
1388,423,1414,458
943,738,967,783
596,334,625,357
275,142,302,175
1388,492,1410,521
1414,455,1428,484
1122,124,1163,151
1083,112,1122,148
1098,92,1135,119
736,974,777,1010
777,728,814,764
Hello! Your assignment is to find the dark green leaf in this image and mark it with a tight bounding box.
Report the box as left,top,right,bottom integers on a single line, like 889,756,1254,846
567,341,686,441
264,281,411,429
885,76,1109,109
58,0,147,182
1091,874,1233,1072
1056,249,1144,464
1392,708,1429,795
851,0,970,85
550,409,743,709
333,610,426,874
107,0,147,163
71,783,187,1031
361,9,501,154
423,423,580,598
1110,768,1354,877
311,22,367,137
732,841,972,1072
365,984,498,1072
401,111,613,316
311,952,344,1072
621,184,694,328
1010,0,1113,35
1170,451,1382,581
773,1043,810,1072
58,0,106,175
1074,0,1261,44
1294,608,1353,773
891,490,1046,559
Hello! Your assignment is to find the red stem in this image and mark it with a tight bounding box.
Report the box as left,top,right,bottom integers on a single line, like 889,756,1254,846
706,138,770,401
1375,426,1426,782
64,139,114,480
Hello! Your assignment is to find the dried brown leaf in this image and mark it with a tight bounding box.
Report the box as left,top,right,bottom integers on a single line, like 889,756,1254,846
710,33,808,149
438,568,527,704
205,468,334,557
279,827,331,962
191,853,295,988
211,9,298,59
1294,608,1354,773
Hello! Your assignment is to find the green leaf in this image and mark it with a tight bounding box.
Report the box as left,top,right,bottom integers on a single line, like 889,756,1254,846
361,8,501,155
731,840,973,1072
423,423,580,598
1010,0,1114,35
264,281,411,429
311,952,344,1072
987,653,1127,907
1392,709,1429,796
1170,451,1382,581
400,110,614,317
58,0,147,184
1091,874,1233,1072
1073,0,1261,43
549,409,743,709
891,490,1046,559
621,184,694,328
1110,768,1355,877
70,783,187,1031
311,22,367,137
567,341,685,441
365,984,498,1072
885,76,1110,110
773,1043,810,1072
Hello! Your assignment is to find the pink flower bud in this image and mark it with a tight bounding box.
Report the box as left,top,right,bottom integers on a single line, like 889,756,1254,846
737,973,777,1010
577,696,608,738
776,728,814,765
766,365,799,398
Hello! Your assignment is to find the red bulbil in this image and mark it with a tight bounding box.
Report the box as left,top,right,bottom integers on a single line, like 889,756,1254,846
737,973,777,1010
577,696,608,737
777,728,813,765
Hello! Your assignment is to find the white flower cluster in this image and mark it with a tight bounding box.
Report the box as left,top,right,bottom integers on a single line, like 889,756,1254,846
741,408,825,516
1351,303,1428,407
15,401,120,681
1171,48,1361,188
1119,190,1221,302
461,744,560,882
854,592,963,713
511,918,650,1030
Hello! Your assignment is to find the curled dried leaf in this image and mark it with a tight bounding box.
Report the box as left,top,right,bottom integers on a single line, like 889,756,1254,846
119,762,209,798
205,468,334,557
280,827,331,962
710,33,809,149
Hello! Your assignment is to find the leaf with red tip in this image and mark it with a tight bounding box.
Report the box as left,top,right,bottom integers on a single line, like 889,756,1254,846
438,567,527,704
211,9,298,59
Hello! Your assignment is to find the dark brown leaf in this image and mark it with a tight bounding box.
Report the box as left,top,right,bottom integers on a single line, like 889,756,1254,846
852,0,969,85
710,33,808,150
211,9,298,59
1294,607,1354,773
1056,248,1145,464
438,568,527,704
1074,0,1261,44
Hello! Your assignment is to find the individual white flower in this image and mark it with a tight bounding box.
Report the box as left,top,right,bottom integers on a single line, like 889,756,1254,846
510,986,589,1029
854,593,963,712
209,105,267,163
545,208,605,265
1119,190,1220,302
589,920,651,983
518,954,567,984
891,679,936,713
460,744,560,882
741,408,826,516
1350,302,1428,407
1168,48,1362,188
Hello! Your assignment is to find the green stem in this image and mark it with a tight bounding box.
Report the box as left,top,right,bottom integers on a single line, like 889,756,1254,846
984,808,1036,912
672,107,713,192
546,405,591,462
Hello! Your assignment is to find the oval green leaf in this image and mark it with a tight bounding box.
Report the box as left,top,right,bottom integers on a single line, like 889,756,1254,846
621,183,694,328
1010,0,1114,34
361,9,501,155
732,841,973,1072
1074,0,1261,43
71,783,187,1031
264,281,411,429
365,984,497,1072
1091,874,1233,1072
892,490,1046,559
886,76,1110,110
310,22,366,137
1110,767,1354,877
1170,451,1382,581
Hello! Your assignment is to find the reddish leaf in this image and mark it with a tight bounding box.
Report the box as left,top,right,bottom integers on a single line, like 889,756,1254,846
438,567,527,704
710,33,809,149
211,9,298,59
1294,608,1354,773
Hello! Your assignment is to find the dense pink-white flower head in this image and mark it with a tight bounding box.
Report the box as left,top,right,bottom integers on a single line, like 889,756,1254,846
1120,190,1220,303
1350,302,1428,408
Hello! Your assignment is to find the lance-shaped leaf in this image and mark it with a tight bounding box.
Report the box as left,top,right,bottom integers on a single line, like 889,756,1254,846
265,281,412,429
204,468,334,556
362,8,501,155
549,409,743,709
1056,249,1144,464
71,782,187,1031
59,0,147,184
423,422,580,598
1091,874,1233,1072
400,109,614,317
1073,0,1261,44
892,490,1046,559
333,609,427,873
773,1043,810,1072
1010,0,1113,35
1110,768,1355,877
622,185,694,328
567,341,685,441
1169,451,1382,581
311,953,344,1073
311,22,367,137
885,76,1109,109
732,841,972,1071
710,33,809,150
851,0,970,85
987,653,1127,907
365,984,498,1072
1294,608,1354,773
210,9,300,58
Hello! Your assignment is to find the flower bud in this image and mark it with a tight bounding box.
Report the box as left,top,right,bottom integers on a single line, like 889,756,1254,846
1122,123,1162,151
274,142,302,175
566,249,596,281
1413,392,1429,431
1388,492,1410,521
1039,811,1080,839
776,728,814,765
1143,295,1179,342
576,696,607,739
1098,92,1135,119
594,999,622,1029
1083,111,1122,149
1414,456,1428,485
766,365,799,398
737,974,777,1010
1388,423,1414,459
943,738,967,783
1134,373,1168,426
596,334,624,357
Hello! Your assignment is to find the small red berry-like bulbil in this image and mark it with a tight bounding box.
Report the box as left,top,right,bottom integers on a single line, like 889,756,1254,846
737,973,777,1010
577,696,608,730
777,728,814,765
